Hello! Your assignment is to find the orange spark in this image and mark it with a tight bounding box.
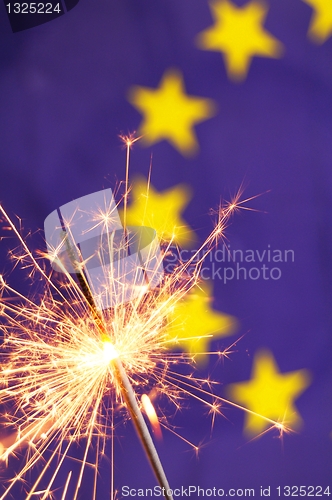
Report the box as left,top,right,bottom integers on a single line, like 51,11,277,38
141,394,162,441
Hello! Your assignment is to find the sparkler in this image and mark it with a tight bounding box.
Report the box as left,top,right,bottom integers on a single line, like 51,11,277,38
0,140,287,499
56,204,174,500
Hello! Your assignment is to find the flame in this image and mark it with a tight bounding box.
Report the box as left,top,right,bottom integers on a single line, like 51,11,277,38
141,394,162,441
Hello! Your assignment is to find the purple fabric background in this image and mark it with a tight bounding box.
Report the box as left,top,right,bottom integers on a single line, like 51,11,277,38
0,0,331,498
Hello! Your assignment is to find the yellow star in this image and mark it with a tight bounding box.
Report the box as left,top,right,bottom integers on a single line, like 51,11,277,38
121,177,196,247
227,349,311,435
127,69,216,156
196,0,284,82
166,283,237,363
303,0,332,44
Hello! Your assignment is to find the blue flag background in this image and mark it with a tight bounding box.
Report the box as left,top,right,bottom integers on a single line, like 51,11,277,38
0,0,331,498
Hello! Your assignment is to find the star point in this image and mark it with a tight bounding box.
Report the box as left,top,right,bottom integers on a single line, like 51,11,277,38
303,0,332,44
128,69,216,155
227,349,311,435
196,0,284,82
166,283,238,364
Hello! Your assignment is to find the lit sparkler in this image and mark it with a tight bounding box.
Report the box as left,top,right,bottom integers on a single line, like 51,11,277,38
0,139,287,499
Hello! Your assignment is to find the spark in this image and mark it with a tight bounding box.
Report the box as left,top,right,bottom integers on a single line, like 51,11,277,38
0,140,285,499
118,132,143,230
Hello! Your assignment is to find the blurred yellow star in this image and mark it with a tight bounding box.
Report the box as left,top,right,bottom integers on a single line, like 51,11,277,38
166,283,237,363
227,349,311,435
303,0,332,44
196,0,284,82
128,69,216,156
121,177,196,247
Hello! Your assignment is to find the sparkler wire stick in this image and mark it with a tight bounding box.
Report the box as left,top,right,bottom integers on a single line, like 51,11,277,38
62,231,174,500
113,358,173,500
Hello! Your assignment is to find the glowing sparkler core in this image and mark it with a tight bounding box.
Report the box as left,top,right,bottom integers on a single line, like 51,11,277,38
102,340,119,363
